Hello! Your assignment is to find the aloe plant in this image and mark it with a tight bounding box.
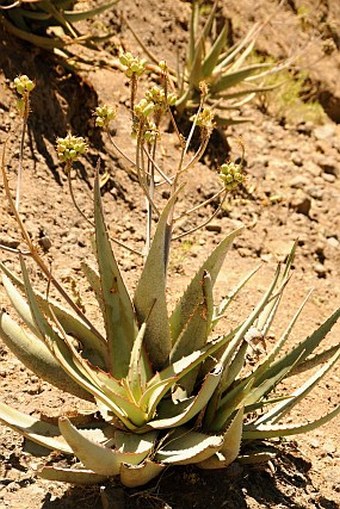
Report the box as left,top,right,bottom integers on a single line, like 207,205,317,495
0,73,339,488
0,0,118,49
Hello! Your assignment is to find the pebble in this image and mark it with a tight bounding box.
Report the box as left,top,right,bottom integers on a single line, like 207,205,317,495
327,237,339,248
317,156,338,176
304,161,321,177
289,190,312,216
314,124,336,140
322,172,336,183
314,262,327,277
205,224,222,233
289,176,310,189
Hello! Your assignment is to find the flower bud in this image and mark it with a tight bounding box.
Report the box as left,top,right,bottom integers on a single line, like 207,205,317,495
94,105,117,128
219,162,244,191
13,75,35,96
56,134,87,163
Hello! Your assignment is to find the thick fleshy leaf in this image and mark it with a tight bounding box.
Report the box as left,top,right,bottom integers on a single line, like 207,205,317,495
134,192,180,369
170,271,214,393
255,345,340,426
143,329,237,417
211,64,271,94
255,307,340,387
243,405,340,439
119,459,165,488
148,364,223,429
0,261,107,366
198,408,244,468
59,417,152,476
170,227,243,343
2,274,42,339
19,257,135,430
202,22,228,77
94,172,137,378
155,428,223,465
0,311,91,400
38,466,107,485
58,419,120,477
0,403,71,454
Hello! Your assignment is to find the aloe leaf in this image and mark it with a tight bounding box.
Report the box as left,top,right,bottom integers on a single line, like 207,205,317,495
94,172,137,378
38,466,107,484
170,271,214,393
143,328,237,416
127,322,151,401
2,273,43,339
243,405,340,439
170,226,243,343
217,82,284,101
156,428,223,465
134,192,180,369
252,291,311,386
198,408,244,468
215,23,260,70
210,378,253,432
80,261,104,310
256,307,340,387
0,402,71,454
205,265,285,428
148,364,222,429
202,22,228,78
19,257,136,429
59,419,156,477
255,345,340,426
255,242,296,336
119,459,165,488
0,310,91,400
58,417,122,476
0,261,107,365
64,0,118,22
211,64,271,94
289,345,339,377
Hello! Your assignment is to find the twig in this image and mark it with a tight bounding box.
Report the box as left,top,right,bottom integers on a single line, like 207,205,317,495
173,189,227,241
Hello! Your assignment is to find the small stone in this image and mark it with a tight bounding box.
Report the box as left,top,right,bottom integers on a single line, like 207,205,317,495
317,156,338,176
289,176,310,189
322,172,336,183
304,161,321,177
205,223,222,233
314,262,327,278
290,190,312,216
291,152,303,166
327,237,339,248
314,124,335,140
0,236,20,249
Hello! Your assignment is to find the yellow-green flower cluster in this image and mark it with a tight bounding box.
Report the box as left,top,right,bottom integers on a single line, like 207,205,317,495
119,52,146,78
134,98,155,119
13,75,35,96
219,162,244,191
145,85,177,108
191,107,215,130
56,134,87,163
94,105,117,128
